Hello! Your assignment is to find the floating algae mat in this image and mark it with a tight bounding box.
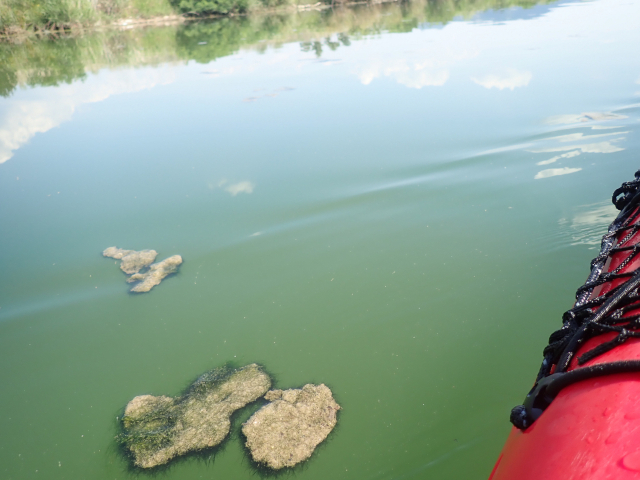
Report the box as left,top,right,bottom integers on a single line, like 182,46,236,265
243,384,341,470
103,247,182,292
119,364,271,468
102,247,158,274
118,364,340,470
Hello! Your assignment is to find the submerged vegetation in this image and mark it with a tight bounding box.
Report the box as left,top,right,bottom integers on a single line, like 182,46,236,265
119,364,272,468
1,0,552,97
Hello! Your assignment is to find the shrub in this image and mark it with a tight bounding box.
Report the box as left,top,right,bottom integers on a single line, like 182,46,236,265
172,0,249,15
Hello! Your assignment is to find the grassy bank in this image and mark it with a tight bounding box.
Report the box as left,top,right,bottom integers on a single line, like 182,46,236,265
0,0,302,35
0,0,174,34
1,0,547,37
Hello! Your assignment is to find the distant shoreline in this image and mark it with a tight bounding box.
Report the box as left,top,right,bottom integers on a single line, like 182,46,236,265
0,0,400,41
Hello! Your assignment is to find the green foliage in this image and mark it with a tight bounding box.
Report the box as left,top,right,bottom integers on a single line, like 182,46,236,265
167,0,289,16
172,0,248,15
130,0,176,17
0,0,176,32
0,0,99,31
261,0,294,7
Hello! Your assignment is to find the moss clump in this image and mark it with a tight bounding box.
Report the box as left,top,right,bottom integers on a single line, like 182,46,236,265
242,384,340,469
103,247,158,274
118,364,271,468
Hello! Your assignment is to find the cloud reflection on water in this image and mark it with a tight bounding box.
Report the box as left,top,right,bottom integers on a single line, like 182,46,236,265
225,181,255,196
531,137,624,179
209,178,256,196
534,167,582,179
532,139,625,154
355,60,450,88
0,67,175,164
547,131,629,143
536,150,581,166
471,68,532,90
545,112,628,125
531,110,631,179
558,202,619,247
350,32,479,89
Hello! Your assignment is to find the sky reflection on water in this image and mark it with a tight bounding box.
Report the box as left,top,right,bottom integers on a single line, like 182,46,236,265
1,0,639,167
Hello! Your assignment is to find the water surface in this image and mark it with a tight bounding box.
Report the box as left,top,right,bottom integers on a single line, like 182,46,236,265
1,0,640,478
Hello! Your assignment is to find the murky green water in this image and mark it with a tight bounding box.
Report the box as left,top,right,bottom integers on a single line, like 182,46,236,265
1,0,640,478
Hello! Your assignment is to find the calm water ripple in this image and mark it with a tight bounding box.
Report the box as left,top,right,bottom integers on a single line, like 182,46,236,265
1,0,639,478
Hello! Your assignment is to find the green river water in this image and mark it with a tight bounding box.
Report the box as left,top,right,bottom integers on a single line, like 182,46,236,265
1,0,640,478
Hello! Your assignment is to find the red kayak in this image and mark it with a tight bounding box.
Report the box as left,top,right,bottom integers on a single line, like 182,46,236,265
490,171,640,480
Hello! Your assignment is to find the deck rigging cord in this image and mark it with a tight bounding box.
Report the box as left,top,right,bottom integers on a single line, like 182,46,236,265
511,170,640,430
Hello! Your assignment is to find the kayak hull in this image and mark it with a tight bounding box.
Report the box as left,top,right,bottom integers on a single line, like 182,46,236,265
491,175,640,479
490,367,640,479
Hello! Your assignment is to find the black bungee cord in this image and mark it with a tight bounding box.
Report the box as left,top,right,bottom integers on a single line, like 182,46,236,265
511,169,640,430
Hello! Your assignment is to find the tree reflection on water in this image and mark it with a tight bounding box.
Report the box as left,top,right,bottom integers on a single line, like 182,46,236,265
0,0,551,97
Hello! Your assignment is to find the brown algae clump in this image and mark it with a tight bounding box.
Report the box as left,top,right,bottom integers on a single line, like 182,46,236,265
242,384,340,469
102,247,157,274
102,247,182,292
119,364,271,468
127,255,183,292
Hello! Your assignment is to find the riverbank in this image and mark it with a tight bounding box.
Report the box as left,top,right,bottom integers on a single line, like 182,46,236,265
0,0,546,40
0,0,377,39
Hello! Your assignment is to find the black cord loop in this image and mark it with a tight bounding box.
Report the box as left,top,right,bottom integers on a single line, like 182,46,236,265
511,170,640,430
